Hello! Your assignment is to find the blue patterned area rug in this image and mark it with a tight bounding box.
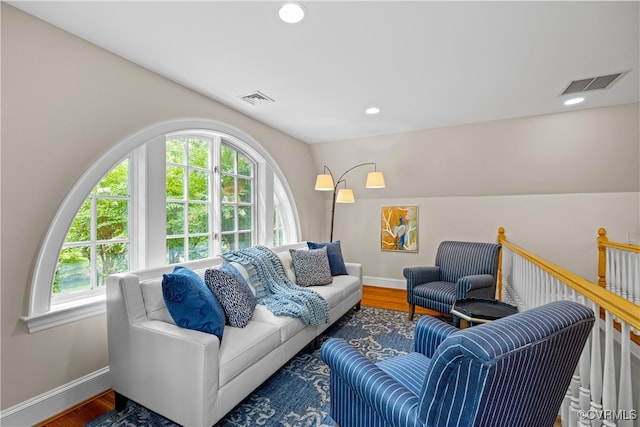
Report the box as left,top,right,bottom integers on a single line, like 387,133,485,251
86,306,424,427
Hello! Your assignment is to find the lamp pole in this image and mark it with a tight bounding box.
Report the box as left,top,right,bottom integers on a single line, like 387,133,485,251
322,162,378,242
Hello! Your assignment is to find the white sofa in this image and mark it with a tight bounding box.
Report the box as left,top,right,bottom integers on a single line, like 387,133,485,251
106,242,362,427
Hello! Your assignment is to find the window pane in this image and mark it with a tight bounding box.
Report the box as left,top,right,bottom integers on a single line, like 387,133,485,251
188,169,209,201
54,246,91,294
221,234,235,252
221,205,235,232
166,238,185,264
166,138,185,164
237,153,252,176
166,165,185,199
238,178,252,203
238,206,251,230
221,176,236,203
66,199,91,243
166,202,184,235
188,139,209,169
94,159,129,196
189,236,209,260
238,232,252,249
96,199,128,240
220,145,234,174
188,203,208,234
96,243,129,287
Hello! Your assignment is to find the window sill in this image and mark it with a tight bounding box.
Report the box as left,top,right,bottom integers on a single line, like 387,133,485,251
21,295,106,333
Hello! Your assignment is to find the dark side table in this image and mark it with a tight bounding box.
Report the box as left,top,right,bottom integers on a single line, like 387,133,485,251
451,298,519,329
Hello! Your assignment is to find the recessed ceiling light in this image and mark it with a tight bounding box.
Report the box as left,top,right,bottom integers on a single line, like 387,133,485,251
564,97,585,106
365,107,381,115
279,3,305,24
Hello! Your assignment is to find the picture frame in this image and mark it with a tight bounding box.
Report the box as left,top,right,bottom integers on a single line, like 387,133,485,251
380,206,418,252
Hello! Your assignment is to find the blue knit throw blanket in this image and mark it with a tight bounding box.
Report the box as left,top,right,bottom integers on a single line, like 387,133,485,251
222,246,330,325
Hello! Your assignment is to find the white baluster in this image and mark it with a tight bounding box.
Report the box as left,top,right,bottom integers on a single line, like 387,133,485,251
602,311,617,427
605,248,616,292
569,328,582,424
617,322,633,427
632,253,640,306
590,302,603,427
578,333,592,426
614,250,622,298
620,251,629,302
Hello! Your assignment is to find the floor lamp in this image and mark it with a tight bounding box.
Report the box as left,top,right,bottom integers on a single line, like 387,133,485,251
314,163,386,241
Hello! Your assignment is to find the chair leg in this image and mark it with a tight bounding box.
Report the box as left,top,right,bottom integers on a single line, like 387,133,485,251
408,304,415,321
114,391,128,411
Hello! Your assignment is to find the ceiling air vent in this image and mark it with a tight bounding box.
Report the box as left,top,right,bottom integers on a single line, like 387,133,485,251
239,90,275,106
561,72,626,95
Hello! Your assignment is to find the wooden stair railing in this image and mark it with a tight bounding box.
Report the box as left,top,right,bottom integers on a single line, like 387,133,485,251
496,227,639,427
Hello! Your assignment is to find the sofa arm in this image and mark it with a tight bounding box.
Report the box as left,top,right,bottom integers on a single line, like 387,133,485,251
344,262,362,281
456,274,496,300
107,274,221,427
321,338,421,427
414,316,458,357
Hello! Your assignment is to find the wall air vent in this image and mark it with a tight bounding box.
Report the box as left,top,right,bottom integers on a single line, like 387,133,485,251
239,90,275,106
561,72,626,95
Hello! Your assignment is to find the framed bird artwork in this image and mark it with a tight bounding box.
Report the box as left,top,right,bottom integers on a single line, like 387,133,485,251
380,206,418,252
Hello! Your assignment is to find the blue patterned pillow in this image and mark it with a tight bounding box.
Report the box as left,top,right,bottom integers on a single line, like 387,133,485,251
307,241,348,276
162,266,225,340
290,247,333,287
205,268,257,328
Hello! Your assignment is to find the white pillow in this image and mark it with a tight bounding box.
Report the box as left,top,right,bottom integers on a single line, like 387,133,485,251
277,250,298,284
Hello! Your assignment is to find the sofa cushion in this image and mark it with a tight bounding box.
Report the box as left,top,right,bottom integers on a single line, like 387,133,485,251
250,304,306,342
276,250,298,284
223,262,255,296
162,266,225,339
141,278,175,324
307,241,348,276
218,321,281,387
204,268,256,328
290,247,333,287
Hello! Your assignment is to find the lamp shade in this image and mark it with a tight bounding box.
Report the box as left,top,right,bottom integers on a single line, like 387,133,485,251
336,188,355,203
315,174,334,191
365,171,386,188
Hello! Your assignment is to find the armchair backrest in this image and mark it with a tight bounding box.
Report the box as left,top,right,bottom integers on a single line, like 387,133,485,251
418,300,594,427
435,241,501,283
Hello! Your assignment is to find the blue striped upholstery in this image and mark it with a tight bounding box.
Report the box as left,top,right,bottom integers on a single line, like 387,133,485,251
321,300,594,427
404,241,501,318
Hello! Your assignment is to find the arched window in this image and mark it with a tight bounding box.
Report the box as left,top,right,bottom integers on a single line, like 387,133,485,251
24,120,300,332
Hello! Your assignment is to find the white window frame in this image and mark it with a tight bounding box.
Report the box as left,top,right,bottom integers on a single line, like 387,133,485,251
52,157,133,306
23,119,300,333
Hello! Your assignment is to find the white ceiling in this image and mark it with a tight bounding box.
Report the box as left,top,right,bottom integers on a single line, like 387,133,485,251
9,1,640,144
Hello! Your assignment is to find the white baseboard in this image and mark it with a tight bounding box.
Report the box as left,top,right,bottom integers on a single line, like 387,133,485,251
0,367,110,427
363,276,405,290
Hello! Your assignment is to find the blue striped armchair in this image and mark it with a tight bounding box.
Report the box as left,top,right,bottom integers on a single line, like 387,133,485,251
321,300,594,427
404,241,501,321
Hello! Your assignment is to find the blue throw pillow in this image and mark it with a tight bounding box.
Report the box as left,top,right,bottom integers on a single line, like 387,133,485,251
205,268,257,328
290,247,333,287
307,241,348,276
162,266,225,340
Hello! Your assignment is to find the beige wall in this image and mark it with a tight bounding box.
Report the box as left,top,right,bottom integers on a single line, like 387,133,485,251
2,1,640,415
310,104,640,282
0,4,324,410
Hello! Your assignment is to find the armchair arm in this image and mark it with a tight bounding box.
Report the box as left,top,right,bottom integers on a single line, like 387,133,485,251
321,338,421,427
456,274,496,300
404,266,441,303
414,316,458,357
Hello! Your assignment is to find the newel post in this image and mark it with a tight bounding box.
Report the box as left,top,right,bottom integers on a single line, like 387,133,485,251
597,228,608,289
497,227,506,301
